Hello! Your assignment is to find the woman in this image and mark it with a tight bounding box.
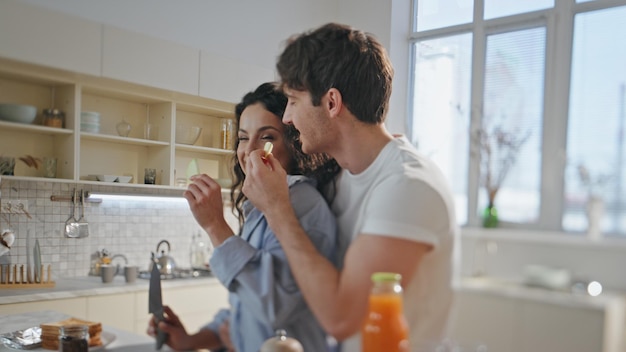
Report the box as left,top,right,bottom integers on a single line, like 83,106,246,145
148,82,340,352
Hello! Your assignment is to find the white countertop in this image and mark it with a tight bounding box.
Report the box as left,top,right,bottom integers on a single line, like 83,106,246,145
457,276,626,310
0,275,220,305
0,310,167,351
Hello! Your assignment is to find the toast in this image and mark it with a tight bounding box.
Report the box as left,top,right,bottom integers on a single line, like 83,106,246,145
40,317,102,350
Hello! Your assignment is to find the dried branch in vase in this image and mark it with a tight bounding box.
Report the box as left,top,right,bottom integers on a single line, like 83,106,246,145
472,123,531,205
577,164,613,199
19,155,41,169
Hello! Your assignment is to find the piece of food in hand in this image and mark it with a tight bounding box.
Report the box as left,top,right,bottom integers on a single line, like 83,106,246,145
262,142,273,162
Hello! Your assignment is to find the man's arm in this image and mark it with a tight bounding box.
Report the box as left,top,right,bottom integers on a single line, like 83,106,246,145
269,211,429,340
242,151,431,340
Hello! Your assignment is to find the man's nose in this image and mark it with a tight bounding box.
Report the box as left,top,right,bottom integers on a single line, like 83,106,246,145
283,107,293,125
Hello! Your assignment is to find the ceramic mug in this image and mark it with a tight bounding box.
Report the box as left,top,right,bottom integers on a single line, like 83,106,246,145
124,265,138,283
100,264,118,283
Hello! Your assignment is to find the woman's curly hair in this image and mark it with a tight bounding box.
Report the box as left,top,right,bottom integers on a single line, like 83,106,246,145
229,82,340,230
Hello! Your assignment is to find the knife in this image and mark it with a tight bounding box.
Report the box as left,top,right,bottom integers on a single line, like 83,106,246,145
149,252,168,350
34,239,42,283
26,231,31,283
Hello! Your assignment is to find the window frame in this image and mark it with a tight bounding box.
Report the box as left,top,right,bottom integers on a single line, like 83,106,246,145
408,0,626,232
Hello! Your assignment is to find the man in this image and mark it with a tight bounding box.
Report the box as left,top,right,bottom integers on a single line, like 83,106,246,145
242,23,458,351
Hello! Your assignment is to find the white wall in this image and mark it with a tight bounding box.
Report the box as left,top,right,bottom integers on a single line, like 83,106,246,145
18,0,336,70
16,0,410,133
337,0,411,134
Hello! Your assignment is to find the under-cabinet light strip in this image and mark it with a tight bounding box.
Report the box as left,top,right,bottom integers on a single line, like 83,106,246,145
89,193,188,203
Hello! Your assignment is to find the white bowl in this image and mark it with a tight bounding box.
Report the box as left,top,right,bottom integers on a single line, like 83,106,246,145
81,121,100,133
117,175,132,183
93,174,117,182
176,125,202,145
0,104,37,124
90,174,132,183
80,111,101,123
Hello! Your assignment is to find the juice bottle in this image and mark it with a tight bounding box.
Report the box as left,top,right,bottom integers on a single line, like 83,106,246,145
362,272,409,352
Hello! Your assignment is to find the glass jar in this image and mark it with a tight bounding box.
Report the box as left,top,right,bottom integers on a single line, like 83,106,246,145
220,119,234,150
361,272,409,352
43,108,64,128
59,324,89,352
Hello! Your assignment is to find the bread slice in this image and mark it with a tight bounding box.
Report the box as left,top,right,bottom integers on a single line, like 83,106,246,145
40,317,102,350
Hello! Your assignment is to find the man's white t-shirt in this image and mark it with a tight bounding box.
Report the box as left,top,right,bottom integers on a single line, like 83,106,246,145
331,136,458,352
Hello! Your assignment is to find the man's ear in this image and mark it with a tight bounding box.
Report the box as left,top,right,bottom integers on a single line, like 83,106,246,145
325,88,343,118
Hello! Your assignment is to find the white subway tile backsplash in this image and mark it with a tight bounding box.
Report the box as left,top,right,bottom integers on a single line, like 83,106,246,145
1,179,214,279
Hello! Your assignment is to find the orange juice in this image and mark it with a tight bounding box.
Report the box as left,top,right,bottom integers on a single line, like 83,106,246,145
362,273,409,352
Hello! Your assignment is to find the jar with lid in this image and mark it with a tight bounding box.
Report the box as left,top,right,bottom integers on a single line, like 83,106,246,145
43,108,64,128
59,324,89,352
361,272,409,352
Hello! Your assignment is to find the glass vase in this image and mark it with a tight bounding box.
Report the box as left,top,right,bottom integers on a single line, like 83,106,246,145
482,202,499,228
586,196,604,240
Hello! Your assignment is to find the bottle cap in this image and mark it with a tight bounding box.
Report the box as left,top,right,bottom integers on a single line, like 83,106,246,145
371,272,402,282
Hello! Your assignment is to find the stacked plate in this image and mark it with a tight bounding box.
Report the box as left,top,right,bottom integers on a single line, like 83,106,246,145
80,111,100,133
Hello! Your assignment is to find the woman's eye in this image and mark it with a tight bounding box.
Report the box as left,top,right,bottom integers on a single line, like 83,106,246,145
261,135,275,141
238,136,249,141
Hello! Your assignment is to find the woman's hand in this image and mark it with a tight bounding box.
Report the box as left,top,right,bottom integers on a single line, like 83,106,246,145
242,150,290,218
147,306,193,351
184,174,233,245
218,320,235,352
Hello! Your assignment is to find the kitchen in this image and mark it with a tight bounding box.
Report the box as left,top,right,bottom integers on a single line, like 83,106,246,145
1,0,626,351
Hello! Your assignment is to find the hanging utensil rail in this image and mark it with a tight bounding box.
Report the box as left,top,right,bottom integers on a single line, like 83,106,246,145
50,191,102,203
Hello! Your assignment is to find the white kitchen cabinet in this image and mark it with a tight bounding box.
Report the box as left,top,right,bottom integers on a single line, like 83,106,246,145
514,299,604,352
451,291,515,351
133,282,229,335
0,57,235,188
199,50,274,103
1,281,229,336
134,291,150,335
102,26,200,96
451,280,625,352
0,297,87,318
0,0,102,76
162,281,229,333
87,292,135,333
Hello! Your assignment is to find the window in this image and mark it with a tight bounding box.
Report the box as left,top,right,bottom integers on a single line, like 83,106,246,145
409,0,626,236
411,34,472,224
563,5,626,234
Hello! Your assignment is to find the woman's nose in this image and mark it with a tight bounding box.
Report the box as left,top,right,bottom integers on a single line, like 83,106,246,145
245,140,261,155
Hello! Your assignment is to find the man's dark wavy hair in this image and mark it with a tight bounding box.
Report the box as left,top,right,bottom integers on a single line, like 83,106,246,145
276,23,394,124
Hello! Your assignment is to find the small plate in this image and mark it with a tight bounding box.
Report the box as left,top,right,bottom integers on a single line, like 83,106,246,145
91,331,116,351
1,330,115,351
